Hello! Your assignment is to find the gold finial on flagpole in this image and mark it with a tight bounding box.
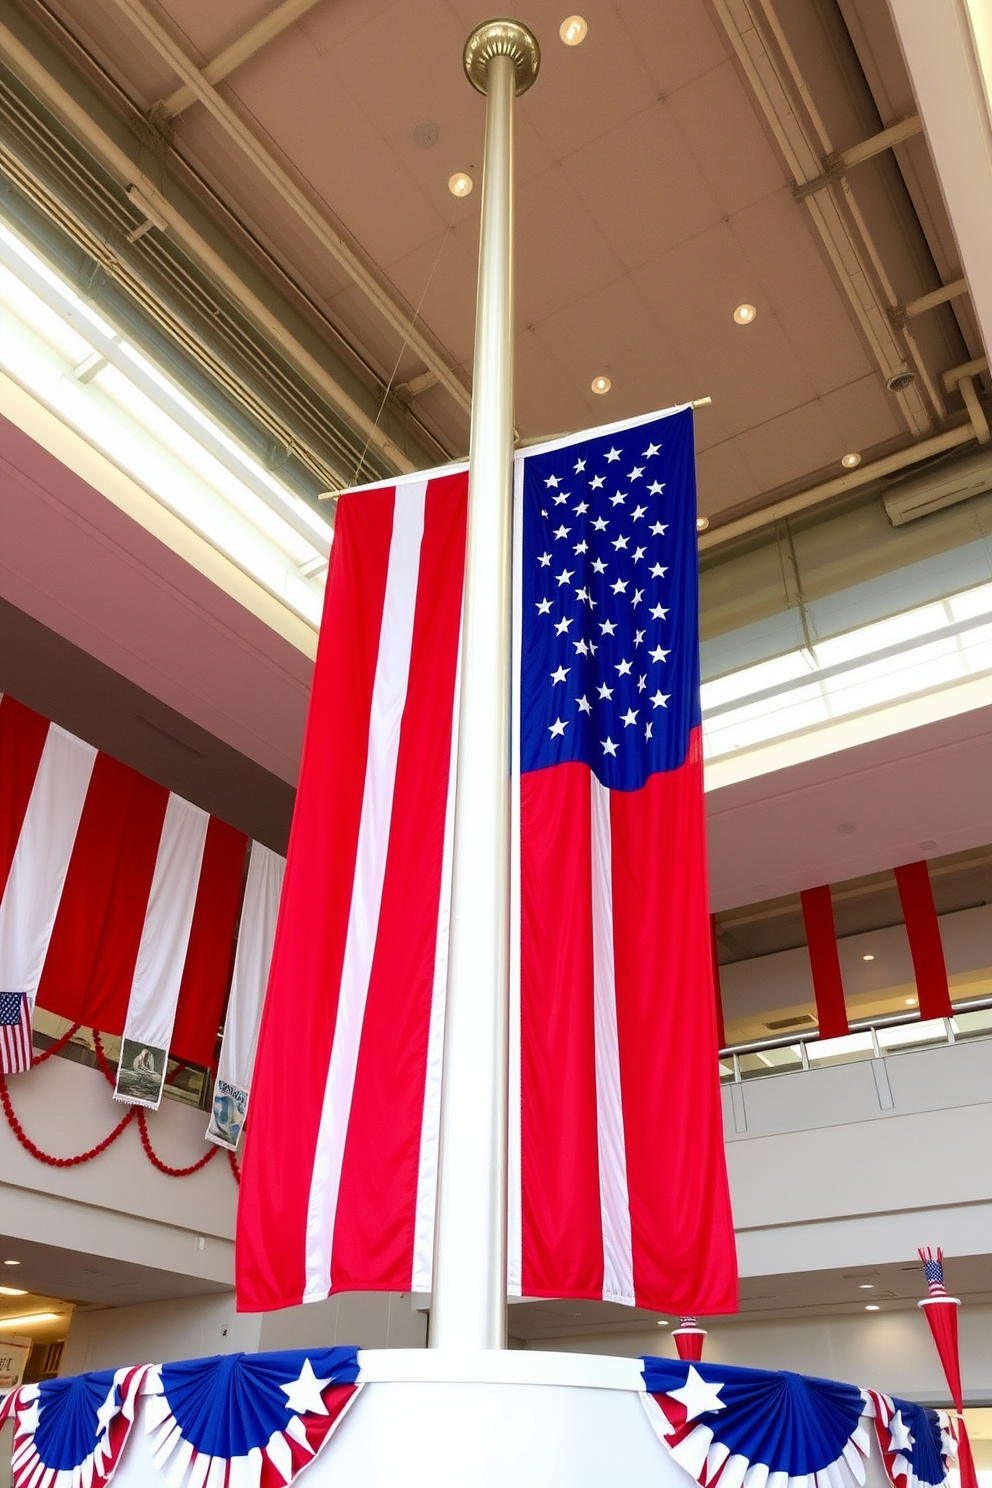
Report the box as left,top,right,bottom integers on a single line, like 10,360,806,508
463,19,540,96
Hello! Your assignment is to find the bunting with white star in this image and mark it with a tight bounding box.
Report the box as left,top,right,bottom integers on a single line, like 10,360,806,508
140,1347,361,1487
0,1362,148,1488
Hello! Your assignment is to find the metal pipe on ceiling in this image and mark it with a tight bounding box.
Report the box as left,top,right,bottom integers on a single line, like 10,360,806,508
698,423,975,551
897,277,968,323
0,18,416,477
793,115,924,200
159,0,324,118
105,0,472,420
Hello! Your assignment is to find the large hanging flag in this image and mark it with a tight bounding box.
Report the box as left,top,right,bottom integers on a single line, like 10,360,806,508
236,406,737,1316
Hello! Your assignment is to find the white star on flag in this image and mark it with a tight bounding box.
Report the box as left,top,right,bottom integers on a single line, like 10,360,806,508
889,1411,915,1452
280,1359,333,1417
549,718,568,737
95,1388,119,1436
667,1366,726,1422
605,447,621,462
602,737,618,755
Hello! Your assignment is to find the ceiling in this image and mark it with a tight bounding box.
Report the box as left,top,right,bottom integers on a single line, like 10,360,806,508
5,0,987,531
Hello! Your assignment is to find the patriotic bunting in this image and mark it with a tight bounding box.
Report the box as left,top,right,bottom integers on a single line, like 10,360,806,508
640,1357,871,1488
0,695,253,1074
0,1362,148,1488
867,1391,956,1488
140,1348,361,1487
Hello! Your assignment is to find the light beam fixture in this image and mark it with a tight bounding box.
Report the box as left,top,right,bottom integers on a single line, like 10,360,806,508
841,452,862,469
591,375,611,394
448,172,473,197
734,303,757,325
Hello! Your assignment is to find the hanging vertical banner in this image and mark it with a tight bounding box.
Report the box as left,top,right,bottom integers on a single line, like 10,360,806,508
207,841,285,1150
895,862,952,1019
0,712,96,1072
801,885,849,1038
114,795,210,1109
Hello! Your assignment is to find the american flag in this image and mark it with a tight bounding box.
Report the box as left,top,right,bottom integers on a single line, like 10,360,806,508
0,991,33,1074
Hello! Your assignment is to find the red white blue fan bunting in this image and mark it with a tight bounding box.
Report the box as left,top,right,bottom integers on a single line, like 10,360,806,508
0,1362,148,1488
640,1358,872,1488
141,1347,361,1486
867,1391,956,1488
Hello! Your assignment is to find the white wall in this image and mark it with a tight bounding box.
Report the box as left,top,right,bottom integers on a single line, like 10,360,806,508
60,1290,427,1375
524,1304,992,1403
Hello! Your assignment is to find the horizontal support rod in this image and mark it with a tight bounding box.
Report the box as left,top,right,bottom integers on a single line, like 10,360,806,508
160,0,323,117
943,355,989,392
699,424,975,550
794,113,923,199
898,276,968,322
106,0,472,418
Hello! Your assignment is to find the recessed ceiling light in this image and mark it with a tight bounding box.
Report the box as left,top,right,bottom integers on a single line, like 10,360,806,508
3,1259,20,1266
448,172,473,198
696,516,710,533
905,997,917,1006
591,375,611,394
858,1284,875,1290
865,1304,880,1311
0,1286,27,1296
560,15,588,45
734,303,757,325
841,452,862,469
862,954,875,962
656,1319,669,1326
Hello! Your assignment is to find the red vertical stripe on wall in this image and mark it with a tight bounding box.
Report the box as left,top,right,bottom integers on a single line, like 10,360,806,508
710,914,726,1049
800,885,849,1038
170,818,249,1068
895,861,952,1019
0,696,50,900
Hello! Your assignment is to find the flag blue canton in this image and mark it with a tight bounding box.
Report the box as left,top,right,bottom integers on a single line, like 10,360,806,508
0,991,24,1024
520,406,700,791
886,1399,949,1488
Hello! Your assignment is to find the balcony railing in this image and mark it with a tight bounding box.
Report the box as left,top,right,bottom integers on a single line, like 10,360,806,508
719,995,992,1082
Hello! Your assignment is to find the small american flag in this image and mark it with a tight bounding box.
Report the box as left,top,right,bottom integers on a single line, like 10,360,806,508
919,1247,947,1296
0,992,33,1074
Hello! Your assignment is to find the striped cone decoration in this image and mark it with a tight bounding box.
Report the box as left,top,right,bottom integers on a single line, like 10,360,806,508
917,1249,978,1488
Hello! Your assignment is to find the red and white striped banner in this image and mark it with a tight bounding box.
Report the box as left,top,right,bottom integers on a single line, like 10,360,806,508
0,694,249,1075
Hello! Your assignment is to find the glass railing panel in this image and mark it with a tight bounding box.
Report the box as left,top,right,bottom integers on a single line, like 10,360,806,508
952,1007,992,1040
737,1045,804,1079
805,1031,875,1067
876,1019,948,1054
719,1059,736,1083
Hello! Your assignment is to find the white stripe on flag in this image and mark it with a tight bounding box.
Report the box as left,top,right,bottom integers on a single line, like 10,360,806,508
590,776,635,1306
0,724,96,999
304,479,428,1302
506,452,525,1297
411,647,461,1294
215,842,285,1094
121,794,210,1063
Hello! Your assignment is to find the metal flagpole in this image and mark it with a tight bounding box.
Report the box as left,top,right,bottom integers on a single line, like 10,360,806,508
429,19,540,1352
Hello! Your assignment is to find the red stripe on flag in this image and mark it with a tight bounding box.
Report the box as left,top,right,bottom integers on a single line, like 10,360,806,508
171,818,248,1068
895,861,952,1020
237,485,396,1311
800,884,849,1038
330,471,466,1291
519,761,604,1300
37,755,168,1034
610,729,737,1313
710,914,726,1050
0,696,50,902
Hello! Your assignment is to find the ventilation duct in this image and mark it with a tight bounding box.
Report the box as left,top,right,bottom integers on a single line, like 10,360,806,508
883,446,992,525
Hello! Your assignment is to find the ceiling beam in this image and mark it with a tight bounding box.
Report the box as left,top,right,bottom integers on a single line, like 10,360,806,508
158,0,324,119
0,17,417,477
793,115,923,199
105,0,472,420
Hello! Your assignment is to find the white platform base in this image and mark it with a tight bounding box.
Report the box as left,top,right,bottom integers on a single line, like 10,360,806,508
109,1350,892,1488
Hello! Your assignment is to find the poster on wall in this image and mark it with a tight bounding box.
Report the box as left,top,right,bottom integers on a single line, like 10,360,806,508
113,1040,168,1108
0,1335,31,1390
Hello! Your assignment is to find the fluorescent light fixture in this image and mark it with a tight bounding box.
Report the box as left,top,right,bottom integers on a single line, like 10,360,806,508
0,1286,28,1295
0,1311,61,1326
